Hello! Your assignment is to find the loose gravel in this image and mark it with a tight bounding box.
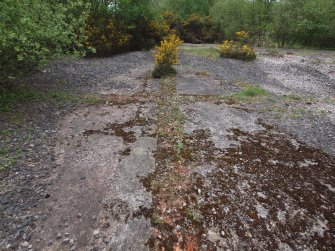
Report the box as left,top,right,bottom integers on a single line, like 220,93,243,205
0,47,334,250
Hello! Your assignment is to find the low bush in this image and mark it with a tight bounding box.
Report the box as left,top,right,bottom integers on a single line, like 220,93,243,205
219,31,256,60
152,34,183,78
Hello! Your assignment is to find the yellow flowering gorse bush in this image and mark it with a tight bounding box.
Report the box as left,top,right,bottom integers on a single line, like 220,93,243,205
218,31,256,60
236,31,249,41
84,18,131,55
152,34,183,78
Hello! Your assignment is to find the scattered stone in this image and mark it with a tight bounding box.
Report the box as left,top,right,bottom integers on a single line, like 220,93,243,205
246,232,253,238
56,233,62,239
6,244,11,249
69,239,75,246
22,241,29,247
64,232,70,237
77,213,82,218
221,231,225,237
93,230,99,237
62,238,70,244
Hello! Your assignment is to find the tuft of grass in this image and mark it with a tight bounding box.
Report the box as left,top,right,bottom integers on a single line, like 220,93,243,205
283,94,303,101
152,215,164,225
232,85,268,100
175,142,184,151
186,209,202,223
181,46,220,60
158,130,168,138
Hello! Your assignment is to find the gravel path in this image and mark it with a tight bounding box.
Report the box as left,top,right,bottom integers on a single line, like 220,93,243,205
0,47,334,250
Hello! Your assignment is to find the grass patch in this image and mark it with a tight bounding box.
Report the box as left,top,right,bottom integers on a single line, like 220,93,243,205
0,128,25,171
231,85,268,100
180,46,220,60
0,86,105,112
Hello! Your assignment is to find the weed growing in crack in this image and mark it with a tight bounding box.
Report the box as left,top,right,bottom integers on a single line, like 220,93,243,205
152,215,164,225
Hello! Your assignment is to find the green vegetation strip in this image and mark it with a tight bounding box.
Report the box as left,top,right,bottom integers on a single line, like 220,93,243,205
180,46,220,60
0,87,105,112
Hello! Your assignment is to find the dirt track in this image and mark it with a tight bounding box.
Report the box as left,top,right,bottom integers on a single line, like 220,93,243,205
1,47,335,250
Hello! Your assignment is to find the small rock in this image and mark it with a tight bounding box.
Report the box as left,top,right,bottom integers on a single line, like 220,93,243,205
64,233,70,237
69,239,75,246
93,230,99,236
6,244,11,249
22,241,29,247
62,238,70,244
48,241,53,246
92,215,97,220
28,244,32,249
77,213,82,218
56,233,62,239
221,231,225,236
70,246,76,251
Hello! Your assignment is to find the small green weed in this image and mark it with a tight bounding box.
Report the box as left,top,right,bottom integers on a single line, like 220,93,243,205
158,130,168,137
175,142,184,151
186,209,202,223
152,215,164,225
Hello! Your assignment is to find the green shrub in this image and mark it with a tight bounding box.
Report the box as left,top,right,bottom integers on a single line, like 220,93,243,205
0,0,89,84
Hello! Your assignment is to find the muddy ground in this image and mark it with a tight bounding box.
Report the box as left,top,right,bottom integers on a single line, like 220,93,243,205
0,47,334,250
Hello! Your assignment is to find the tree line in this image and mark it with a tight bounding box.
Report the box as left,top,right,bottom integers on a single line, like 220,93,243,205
157,0,334,47
1,0,334,84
